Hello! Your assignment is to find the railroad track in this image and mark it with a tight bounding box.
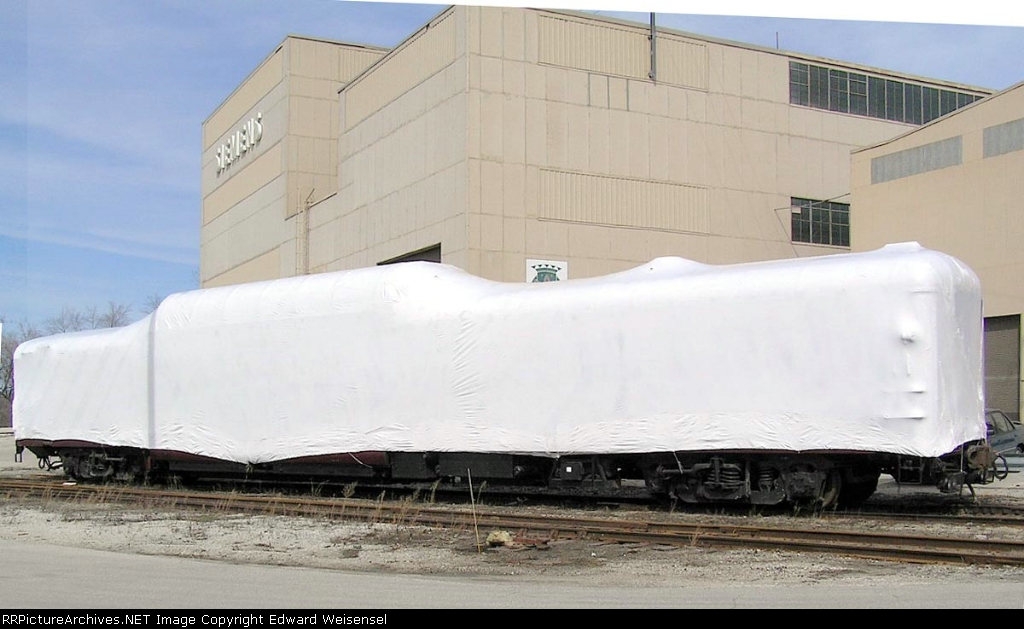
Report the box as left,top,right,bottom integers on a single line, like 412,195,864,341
167,476,1024,526
830,506,1024,527
4,479,1024,567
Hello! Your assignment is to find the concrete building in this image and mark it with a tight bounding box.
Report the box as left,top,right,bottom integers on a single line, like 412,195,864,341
201,5,988,288
852,81,1024,421
201,35,388,287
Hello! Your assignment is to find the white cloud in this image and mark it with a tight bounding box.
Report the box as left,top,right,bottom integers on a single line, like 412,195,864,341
0,225,196,266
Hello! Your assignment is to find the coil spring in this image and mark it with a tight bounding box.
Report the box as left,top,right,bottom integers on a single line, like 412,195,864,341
718,466,743,489
756,466,777,491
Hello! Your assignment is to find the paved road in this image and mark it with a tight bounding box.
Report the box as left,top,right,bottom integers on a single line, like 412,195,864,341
1,539,1023,609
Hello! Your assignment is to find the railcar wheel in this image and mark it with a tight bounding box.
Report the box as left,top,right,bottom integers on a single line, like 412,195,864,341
838,474,879,507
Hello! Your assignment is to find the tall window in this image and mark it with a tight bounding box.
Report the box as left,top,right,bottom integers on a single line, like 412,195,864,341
791,197,849,247
849,74,867,115
789,62,809,106
904,84,923,125
828,70,849,113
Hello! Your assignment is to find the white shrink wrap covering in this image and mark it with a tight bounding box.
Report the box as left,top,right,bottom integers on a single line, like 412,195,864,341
15,243,985,463
14,318,151,448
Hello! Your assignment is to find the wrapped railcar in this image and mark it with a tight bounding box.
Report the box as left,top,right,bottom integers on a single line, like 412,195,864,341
14,243,997,506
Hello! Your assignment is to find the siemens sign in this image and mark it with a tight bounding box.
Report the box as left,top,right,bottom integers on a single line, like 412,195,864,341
216,112,263,175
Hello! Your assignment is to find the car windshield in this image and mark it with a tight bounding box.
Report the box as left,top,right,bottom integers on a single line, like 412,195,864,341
987,410,1015,435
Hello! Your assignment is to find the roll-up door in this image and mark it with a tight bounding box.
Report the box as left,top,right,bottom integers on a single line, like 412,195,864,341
984,315,1021,422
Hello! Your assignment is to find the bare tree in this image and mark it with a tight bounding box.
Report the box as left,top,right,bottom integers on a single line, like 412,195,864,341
44,302,134,333
82,305,99,330
95,301,133,328
44,306,88,334
141,294,164,315
3,301,134,427
1,320,43,428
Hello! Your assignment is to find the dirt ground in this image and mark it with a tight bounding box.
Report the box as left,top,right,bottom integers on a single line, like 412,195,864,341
4,432,1024,588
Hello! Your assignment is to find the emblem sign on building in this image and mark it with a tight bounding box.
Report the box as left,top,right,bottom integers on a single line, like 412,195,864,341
526,259,568,283
216,112,263,175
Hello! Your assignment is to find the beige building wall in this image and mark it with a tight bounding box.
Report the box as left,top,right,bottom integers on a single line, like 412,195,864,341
306,8,469,272
851,82,1024,420
201,36,386,288
852,83,1024,318
203,6,992,288
461,7,952,283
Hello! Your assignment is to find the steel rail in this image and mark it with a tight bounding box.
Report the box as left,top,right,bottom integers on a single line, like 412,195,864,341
3,479,1023,566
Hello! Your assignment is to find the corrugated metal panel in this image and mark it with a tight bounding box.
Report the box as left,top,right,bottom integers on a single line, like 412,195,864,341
984,118,1024,159
985,315,1021,422
538,15,648,80
870,136,962,184
345,12,456,129
539,169,709,234
340,48,387,83
658,38,708,90
538,16,707,90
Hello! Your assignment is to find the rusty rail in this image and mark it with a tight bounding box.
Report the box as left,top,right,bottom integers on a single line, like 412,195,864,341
3,479,1024,567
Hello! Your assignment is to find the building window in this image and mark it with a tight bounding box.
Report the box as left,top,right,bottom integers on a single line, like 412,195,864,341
828,69,849,113
868,76,886,119
788,61,983,125
885,80,904,122
922,87,940,123
940,90,957,117
809,65,829,109
849,73,867,116
789,62,809,106
904,84,923,125
791,197,849,247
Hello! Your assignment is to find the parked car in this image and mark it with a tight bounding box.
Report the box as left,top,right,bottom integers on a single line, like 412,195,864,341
985,409,1024,455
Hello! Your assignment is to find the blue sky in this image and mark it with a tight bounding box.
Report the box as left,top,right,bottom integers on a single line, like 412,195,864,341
2,0,1023,326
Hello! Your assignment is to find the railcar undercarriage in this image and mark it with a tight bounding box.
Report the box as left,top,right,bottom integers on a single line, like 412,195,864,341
15,440,1001,509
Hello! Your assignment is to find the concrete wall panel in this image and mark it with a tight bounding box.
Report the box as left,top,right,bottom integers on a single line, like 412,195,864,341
204,49,283,150
538,169,709,234
204,248,281,288
203,143,284,225
344,11,456,129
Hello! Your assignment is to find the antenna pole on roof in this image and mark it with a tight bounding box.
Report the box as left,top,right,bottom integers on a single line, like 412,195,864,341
648,12,657,82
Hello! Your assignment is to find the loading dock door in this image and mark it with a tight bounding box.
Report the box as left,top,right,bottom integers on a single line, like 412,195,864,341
984,315,1021,422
